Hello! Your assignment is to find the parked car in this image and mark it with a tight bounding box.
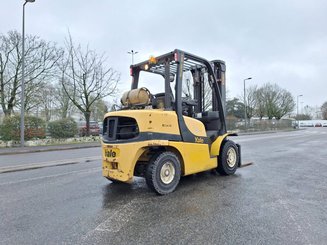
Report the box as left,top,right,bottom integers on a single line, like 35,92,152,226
315,122,322,127
78,121,100,136
323,123,327,127
98,122,103,135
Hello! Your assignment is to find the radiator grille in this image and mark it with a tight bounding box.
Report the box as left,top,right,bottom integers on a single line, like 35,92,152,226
103,116,139,141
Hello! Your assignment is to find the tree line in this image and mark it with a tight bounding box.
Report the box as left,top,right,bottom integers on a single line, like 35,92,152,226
321,102,327,120
227,83,327,120
0,30,120,135
227,83,296,120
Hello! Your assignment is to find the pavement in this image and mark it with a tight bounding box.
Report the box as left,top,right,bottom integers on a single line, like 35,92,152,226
0,141,101,173
0,141,101,156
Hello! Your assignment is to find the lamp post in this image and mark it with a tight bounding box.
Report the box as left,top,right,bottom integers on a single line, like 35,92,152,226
127,50,138,65
243,77,252,131
296,94,303,128
20,0,35,147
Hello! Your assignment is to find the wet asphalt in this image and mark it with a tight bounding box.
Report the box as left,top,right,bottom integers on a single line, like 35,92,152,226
0,128,327,244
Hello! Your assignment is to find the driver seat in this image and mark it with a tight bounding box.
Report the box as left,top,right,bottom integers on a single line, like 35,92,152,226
196,111,221,141
152,93,175,109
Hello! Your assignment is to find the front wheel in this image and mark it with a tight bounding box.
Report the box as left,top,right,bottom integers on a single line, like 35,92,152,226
217,140,239,175
145,152,181,195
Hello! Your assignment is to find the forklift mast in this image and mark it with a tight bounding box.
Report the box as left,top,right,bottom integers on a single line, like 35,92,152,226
212,60,226,117
192,60,226,116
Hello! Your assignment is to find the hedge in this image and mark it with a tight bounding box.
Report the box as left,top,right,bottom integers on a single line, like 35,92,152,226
0,115,46,141
48,118,78,138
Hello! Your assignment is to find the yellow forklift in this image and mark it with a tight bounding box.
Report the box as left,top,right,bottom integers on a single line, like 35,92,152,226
102,49,241,195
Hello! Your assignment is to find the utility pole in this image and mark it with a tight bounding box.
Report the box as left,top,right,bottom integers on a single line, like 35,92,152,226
243,77,252,131
297,94,303,127
20,0,36,147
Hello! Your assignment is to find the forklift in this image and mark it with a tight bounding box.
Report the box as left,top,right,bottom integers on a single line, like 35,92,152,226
102,49,241,195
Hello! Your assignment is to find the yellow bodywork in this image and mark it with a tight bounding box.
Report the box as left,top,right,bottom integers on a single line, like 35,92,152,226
102,110,228,182
105,109,181,135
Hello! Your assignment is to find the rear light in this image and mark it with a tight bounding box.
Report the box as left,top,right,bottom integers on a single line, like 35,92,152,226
174,52,178,62
130,67,133,76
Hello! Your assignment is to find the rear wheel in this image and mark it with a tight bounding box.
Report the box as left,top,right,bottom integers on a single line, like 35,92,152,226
217,140,239,175
145,152,181,195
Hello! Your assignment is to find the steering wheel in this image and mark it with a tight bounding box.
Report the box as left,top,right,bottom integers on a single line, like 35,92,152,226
181,97,198,106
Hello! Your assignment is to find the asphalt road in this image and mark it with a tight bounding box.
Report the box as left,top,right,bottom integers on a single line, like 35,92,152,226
1,128,327,245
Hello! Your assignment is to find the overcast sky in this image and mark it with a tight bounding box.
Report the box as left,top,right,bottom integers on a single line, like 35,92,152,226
1,0,327,110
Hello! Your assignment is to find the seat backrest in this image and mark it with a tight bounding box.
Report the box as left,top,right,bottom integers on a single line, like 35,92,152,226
197,111,220,131
202,111,219,121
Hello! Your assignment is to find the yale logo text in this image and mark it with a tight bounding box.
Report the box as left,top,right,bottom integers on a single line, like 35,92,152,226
105,149,117,158
195,137,204,143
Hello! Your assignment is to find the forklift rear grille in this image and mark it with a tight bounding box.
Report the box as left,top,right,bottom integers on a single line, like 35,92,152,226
103,116,139,141
108,119,115,138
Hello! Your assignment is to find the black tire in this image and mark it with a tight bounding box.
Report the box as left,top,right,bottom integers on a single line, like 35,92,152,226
145,152,181,195
217,140,239,175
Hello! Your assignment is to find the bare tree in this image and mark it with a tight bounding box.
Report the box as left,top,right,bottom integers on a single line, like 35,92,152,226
59,33,120,135
0,30,61,116
239,85,258,119
203,73,212,111
182,73,192,97
91,98,109,122
54,81,75,119
255,83,295,119
182,70,212,111
275,88,294,119
36,82,57,122
246,85,257,119
254,87,266,119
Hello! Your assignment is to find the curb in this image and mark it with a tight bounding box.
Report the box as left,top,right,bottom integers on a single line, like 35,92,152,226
0,156,101,174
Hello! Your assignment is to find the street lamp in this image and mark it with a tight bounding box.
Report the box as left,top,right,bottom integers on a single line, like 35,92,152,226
20,0,35,147
296,94,303,128
243,77,252,130
296,95,303,117
127,50,138,65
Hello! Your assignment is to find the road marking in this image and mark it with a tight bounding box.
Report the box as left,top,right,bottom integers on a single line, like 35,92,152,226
0,156,101,174
0,167,100,186
81,198,144,241
95,199,141,232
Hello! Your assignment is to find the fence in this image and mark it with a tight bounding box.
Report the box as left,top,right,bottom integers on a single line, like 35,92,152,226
226,118,294,132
